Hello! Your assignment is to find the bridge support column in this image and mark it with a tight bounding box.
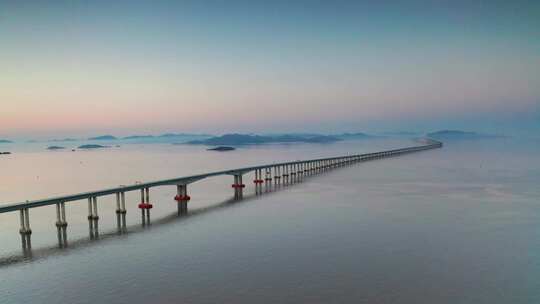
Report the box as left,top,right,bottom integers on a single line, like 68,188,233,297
282,165,288,185
290,164,296,183
255,169,263,194
87,197,99,220
232,174,245,199
55,202,68,247
138,188,152,225
87,197,99,239
19,208,32,252
259,169,263,192
274,166,280,187
175,184,190,215
264,168,272,191
115,192,127,233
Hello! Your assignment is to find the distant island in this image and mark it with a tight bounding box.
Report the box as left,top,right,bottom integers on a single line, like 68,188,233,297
158,133,213,138
383,131,420,136
0,139,13,143
336,132,373,139
427,130,503,140
85,133,214,140
47,146,66,150
78,144,109,149
0,151,11,155
207,146,236,151
123,135,155,140
88,135,117,140
186,133,342,146
50,138,78,142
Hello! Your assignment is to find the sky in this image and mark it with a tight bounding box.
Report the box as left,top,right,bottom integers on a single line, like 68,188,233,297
1,0,539,139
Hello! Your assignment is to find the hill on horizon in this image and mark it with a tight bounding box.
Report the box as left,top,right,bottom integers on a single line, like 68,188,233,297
88,135,117,140
186,133,342,146
427,130,504,140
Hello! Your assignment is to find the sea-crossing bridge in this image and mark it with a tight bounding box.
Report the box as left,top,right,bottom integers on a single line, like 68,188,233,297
0,139,442,250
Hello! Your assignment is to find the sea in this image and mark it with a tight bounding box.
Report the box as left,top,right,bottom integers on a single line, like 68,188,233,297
0,137,539,303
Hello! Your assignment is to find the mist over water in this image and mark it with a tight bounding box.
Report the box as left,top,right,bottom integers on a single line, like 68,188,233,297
0,138,539,303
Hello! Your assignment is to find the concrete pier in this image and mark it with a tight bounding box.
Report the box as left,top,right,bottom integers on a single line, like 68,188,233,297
139,188,153,225
175,184,190,215
115,192,127,233
55,202,68,247
19,208,31,251
232,174,245,199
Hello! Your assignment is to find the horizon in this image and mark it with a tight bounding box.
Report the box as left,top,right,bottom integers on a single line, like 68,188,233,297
0,129,514,143
1,1,539,138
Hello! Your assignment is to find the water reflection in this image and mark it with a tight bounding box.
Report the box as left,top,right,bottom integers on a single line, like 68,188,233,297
20,234,32,257
141,209,151,227
56,225,68,248
116,213,127,234
88,219,99,240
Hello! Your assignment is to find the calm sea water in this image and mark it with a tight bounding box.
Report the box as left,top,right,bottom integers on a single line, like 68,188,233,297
0,138,539,303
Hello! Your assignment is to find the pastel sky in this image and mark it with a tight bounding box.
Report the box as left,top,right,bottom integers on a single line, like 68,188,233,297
1,1,539,138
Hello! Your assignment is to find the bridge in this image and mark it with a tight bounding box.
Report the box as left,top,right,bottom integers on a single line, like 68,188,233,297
0,139,442,250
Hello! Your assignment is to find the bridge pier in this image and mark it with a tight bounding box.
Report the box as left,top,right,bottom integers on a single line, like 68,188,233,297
87,197,99,220
264,168,272,191
282,165,289,185
254,169,264,194
115,192,127,233
86,197,99,238
290,164,296,183
232,174,245,199
139,188,153,225
116,192,127,214
274,166,280,187
19,208,32,252
55,202,68,247
175,184,190,215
